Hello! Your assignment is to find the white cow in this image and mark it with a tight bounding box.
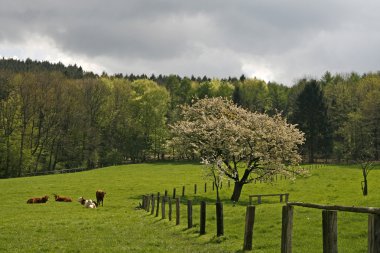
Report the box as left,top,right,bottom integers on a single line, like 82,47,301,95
78,196,97,208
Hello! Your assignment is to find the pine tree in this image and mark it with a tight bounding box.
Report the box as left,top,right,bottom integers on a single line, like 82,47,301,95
292,79,332,163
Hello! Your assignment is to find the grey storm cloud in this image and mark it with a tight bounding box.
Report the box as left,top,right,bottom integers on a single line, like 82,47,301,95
1,0,380,85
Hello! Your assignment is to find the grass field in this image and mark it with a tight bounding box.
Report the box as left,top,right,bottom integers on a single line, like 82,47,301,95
0,162,379,252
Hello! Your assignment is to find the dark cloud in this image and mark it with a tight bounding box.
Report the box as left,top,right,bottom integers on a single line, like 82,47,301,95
1,0,380,85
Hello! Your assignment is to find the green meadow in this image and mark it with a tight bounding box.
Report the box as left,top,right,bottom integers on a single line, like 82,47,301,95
0,162,379,252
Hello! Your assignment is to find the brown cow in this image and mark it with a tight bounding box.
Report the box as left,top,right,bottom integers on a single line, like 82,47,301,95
96,190,106,207
27,195,49,204
53,194,72,202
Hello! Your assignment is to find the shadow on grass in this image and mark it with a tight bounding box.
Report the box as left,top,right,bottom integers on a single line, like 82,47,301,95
136,198,253,252
208,235,229,244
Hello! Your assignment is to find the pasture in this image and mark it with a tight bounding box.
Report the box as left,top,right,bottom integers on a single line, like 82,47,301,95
0,162,379,252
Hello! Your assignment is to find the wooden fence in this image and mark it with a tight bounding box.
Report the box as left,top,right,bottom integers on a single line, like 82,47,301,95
281,202,380,253
22,167,91,177
139,195,380,252
138,178,286,250
138,176,294,250
141,192,224,236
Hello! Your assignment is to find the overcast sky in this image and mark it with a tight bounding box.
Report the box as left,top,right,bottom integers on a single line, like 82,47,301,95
1,0,380,86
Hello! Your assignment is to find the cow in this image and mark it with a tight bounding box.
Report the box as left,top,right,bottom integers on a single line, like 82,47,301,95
96,190,106,207
77,197,97,208
27,195,49,204
53,194,72,202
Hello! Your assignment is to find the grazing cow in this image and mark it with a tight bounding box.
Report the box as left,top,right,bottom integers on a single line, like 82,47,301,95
27,195,49,204
77,197,97,209
96,190,106,207
53,194,72,202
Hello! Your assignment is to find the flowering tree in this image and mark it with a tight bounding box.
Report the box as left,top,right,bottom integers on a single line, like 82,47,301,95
170,97,305,202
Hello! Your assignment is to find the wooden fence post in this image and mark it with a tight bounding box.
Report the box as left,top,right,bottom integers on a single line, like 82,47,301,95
281,205,293,253
368,214,380,253
146,195,150,212
142,195,145,209
161,197,166,219
204,183,207,193
155,192,160,217
243,205,256,251
176,197,180,225
182,186,185,197
150,194,155,215
187,200,193,228
164,190,168,197
145,195,149,210
143,195,147,211
168,197,172,221
194,184,197,195
200,201,206,235
173,188,176,199
216,202,224,236
322,210,338,253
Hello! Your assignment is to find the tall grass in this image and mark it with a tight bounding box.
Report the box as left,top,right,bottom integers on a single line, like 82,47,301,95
0,162,379,252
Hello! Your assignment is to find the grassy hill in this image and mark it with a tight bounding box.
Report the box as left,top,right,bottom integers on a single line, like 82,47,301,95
0,162,379,252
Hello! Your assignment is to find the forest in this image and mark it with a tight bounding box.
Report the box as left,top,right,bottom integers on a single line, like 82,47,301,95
0,58,379,178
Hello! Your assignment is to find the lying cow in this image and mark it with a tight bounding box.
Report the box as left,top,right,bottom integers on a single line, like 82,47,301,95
53,194,72,202
27,195,49,204
78,197,97,208
96,190,106,207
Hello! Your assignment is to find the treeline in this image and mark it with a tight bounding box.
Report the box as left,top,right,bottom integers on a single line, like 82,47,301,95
0,58,91,79
0,59,379,178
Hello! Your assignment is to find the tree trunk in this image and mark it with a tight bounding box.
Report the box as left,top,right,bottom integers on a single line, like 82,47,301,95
362,169,368,196
52,139,60,171
5,135,11,177
374,128,379,160
215,184,220,202
212,169,221,202
308,138,314,163
231,181,244,202
48,137,56,171
18,124,26,177
363,180,368,196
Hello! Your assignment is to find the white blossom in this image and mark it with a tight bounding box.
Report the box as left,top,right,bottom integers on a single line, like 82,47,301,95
170,97,306,200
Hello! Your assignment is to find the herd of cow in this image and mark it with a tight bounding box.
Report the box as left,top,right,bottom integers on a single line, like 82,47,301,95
26,190,106,209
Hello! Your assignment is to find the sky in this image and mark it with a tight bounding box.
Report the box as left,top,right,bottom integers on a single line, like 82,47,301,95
1,0,380,86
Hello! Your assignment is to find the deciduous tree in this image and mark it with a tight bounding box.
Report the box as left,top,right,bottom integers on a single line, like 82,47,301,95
170,97,305,202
